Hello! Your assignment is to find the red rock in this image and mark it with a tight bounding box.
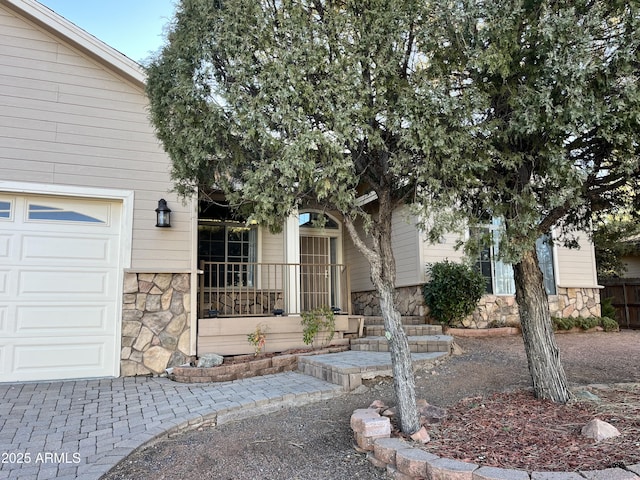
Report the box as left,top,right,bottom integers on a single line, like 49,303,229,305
369,399,387,410
409,426,431,444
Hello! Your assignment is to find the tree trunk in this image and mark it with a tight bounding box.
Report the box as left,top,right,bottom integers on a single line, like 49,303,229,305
377,281,420,434
342,204,420,434
513,247,571,403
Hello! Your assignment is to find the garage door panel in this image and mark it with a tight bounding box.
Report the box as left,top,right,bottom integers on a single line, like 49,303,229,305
15,305,110,336
12,341,108,381
21,234,114,265
0,306,6,334
0,234,11,258
18,269,113,297
0,269,9,296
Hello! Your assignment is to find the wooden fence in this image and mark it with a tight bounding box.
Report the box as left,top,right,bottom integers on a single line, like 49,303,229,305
601,279,640,329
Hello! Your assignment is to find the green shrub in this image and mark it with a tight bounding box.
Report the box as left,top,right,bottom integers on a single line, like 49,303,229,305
575,317,599,330
600,297,617,320
552,316,574,331
601,316,620,332
422,260,485,327
300,306,335,348
552,316,620,332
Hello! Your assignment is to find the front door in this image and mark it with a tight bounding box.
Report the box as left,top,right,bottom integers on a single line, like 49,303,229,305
300,235,332,311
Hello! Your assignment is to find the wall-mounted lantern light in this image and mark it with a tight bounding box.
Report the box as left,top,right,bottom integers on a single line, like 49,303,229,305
155,199,171,227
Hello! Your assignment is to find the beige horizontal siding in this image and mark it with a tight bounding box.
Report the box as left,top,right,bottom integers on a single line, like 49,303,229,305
1,92,152,131
0,139,168,173
421,231,466,279
0,3,192,271
346,206,422,292
261,228,285,264
1,52,138,96
554,233,598,287
621,256,640,278
259,228,285,289
344,217,375,292
391,206,421,287
1,102,154,139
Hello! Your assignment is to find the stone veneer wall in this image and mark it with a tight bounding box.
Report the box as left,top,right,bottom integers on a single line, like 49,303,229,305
466,287,602,328
121,273,193,376
352,286,426,318
352,285,602,328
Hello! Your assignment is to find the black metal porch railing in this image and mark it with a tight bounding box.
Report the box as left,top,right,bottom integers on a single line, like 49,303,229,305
198,261,351,317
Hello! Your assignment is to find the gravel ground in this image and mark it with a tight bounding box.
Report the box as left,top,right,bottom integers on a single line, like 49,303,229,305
102,330,640,480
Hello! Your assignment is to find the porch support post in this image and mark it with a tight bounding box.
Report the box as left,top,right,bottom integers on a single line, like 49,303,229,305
284,210,301,315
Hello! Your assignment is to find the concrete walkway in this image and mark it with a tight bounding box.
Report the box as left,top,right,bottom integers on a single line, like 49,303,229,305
0,372,343,480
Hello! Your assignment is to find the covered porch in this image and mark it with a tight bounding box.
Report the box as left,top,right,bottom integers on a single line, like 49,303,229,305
197,260,363,355
195,199,366,356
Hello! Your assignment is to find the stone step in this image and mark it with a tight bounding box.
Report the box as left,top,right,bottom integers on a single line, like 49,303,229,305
297,350,449,391
365,324,443,337
328,338,351,347
350,335,453,354
363,315,428,326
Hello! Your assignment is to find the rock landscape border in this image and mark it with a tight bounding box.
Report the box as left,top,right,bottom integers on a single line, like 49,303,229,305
351,400,640,480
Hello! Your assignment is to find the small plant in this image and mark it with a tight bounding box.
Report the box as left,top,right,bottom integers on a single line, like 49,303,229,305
300,306,335,349
247,324,267,356
422,260,486,327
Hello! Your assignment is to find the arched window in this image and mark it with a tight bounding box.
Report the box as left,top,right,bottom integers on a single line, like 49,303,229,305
298,211,339,229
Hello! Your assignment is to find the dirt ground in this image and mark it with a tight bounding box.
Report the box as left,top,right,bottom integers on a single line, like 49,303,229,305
102,330,640,480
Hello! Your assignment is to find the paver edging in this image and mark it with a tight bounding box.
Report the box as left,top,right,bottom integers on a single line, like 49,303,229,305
350,408,640,480
170,346,349,383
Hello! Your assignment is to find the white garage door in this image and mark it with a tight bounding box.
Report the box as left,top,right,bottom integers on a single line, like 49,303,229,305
0,194,122,382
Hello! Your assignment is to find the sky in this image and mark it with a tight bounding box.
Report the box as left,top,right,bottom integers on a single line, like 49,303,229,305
37,0,177,64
